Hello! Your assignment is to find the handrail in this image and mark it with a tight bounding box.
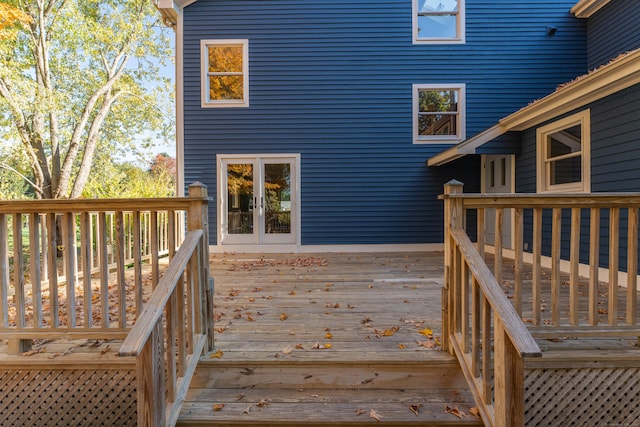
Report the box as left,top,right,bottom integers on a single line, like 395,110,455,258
119,229,203,356
451,228,541,357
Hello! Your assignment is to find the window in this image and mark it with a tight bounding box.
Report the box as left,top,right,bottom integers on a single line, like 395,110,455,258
201,39,249,108
536,110,591,193
413,84,465,144
413,0,465,44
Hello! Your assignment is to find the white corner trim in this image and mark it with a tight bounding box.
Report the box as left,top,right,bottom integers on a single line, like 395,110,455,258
571,0,611,18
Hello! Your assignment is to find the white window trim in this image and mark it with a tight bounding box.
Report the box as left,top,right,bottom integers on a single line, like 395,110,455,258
412,83,466,144
200,39,249,108
412,0,465,44
536,110,591,193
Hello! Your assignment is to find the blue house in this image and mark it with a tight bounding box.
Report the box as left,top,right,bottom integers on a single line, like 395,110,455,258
155,0,600,253
431,0,640,261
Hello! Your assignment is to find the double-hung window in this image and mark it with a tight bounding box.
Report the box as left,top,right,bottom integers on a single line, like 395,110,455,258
201,39,249,108
413,84,465,144
413,0,465,44
536,110,591,193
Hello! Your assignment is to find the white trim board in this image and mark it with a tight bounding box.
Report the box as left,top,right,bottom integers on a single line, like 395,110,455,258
209,243,444,254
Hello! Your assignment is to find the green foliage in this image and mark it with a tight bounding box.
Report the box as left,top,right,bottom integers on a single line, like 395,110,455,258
82,155,176,199
0,0,174,199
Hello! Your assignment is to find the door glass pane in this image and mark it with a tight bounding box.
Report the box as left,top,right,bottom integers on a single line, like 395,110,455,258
264,163,291,235
227,163,253,235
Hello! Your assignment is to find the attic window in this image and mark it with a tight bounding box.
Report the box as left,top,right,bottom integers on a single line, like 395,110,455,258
413,0,465,44
536,110,591,193
201,39,249,108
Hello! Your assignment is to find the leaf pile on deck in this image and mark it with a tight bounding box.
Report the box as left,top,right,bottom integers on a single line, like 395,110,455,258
226,256,328,271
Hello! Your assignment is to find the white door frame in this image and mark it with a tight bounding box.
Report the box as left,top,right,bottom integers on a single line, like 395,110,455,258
481,154,515,249
217,154,301,246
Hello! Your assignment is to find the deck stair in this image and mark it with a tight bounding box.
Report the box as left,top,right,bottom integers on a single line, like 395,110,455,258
177,252,483,426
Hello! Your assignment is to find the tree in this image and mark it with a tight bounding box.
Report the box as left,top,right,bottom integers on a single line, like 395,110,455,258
0,2,31,40
0,0,173,199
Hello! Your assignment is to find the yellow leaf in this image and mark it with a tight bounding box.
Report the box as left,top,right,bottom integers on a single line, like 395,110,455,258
210,349,224,359
280,313,289,321
398,344,406,349
325,332,333,339
419,328,433,337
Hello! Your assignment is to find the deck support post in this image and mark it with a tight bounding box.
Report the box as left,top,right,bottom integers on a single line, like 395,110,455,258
443,180,464,354
187,182,213,353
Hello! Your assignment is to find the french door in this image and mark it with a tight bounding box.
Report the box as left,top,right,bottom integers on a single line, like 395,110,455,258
219,155,299,245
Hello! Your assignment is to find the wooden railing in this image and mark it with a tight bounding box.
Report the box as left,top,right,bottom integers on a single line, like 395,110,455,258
0,182,212,426
441,180,640,426
441,181,542,427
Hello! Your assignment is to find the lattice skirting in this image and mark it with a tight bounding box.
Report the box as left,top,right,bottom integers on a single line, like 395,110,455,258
0,369,137,426
525,367,640,426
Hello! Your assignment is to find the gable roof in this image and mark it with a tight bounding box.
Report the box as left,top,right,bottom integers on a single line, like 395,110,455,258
428,48,640,166
155,0,198,26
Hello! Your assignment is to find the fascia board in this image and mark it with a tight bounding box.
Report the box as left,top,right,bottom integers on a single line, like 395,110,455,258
427,125,505,166
571,0,611,18
499,50,640,131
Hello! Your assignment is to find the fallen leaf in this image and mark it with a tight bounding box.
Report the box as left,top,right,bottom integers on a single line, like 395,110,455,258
369,409,383,422
282,346,293,354
256,398,270,408
445,405,465,419
289,291,296,295
469,407,481,418
355,408,365,416
409,403,422,416
419,328,433,337
235,393,246,401
21,347,46,356
295,343,304,349
210,349,224,359
241,405,251,415
213,403,225,411
398,344,406,349
416,340,436,349
325,332,333,339
280,313,289,321
100,345,111,355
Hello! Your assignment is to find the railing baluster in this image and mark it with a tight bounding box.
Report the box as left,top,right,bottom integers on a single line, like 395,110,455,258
551,208,562,325
133,210,143,316
151,210,159,289
98,212,109,329
461,257,470,353
12,214,25,328
29,213,43,328
80,212,92,327
627,208,638,326
471,276,481,377
495,207,503,285
115,211,126,328
166,291,178,403
514,208,523,316
481,295,492,404
47,213,59,328
589,208,600,326
0,214,8,328
477,207,485,260
532,208,542,326
570,208,581,325
609,208,620,326
177,273,186,377
64,212,77,327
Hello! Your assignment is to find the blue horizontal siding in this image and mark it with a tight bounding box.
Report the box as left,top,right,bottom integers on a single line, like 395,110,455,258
587,0,640,69
182,0,586,245
515,83,640,268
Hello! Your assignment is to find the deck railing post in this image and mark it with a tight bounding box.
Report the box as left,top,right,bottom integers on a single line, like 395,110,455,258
443,180,464,354
187,182,212,352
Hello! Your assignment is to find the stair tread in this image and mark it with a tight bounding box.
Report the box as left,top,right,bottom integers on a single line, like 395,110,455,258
178,388,482,426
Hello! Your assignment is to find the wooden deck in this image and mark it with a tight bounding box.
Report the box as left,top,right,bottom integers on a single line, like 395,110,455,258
178,251,483,426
